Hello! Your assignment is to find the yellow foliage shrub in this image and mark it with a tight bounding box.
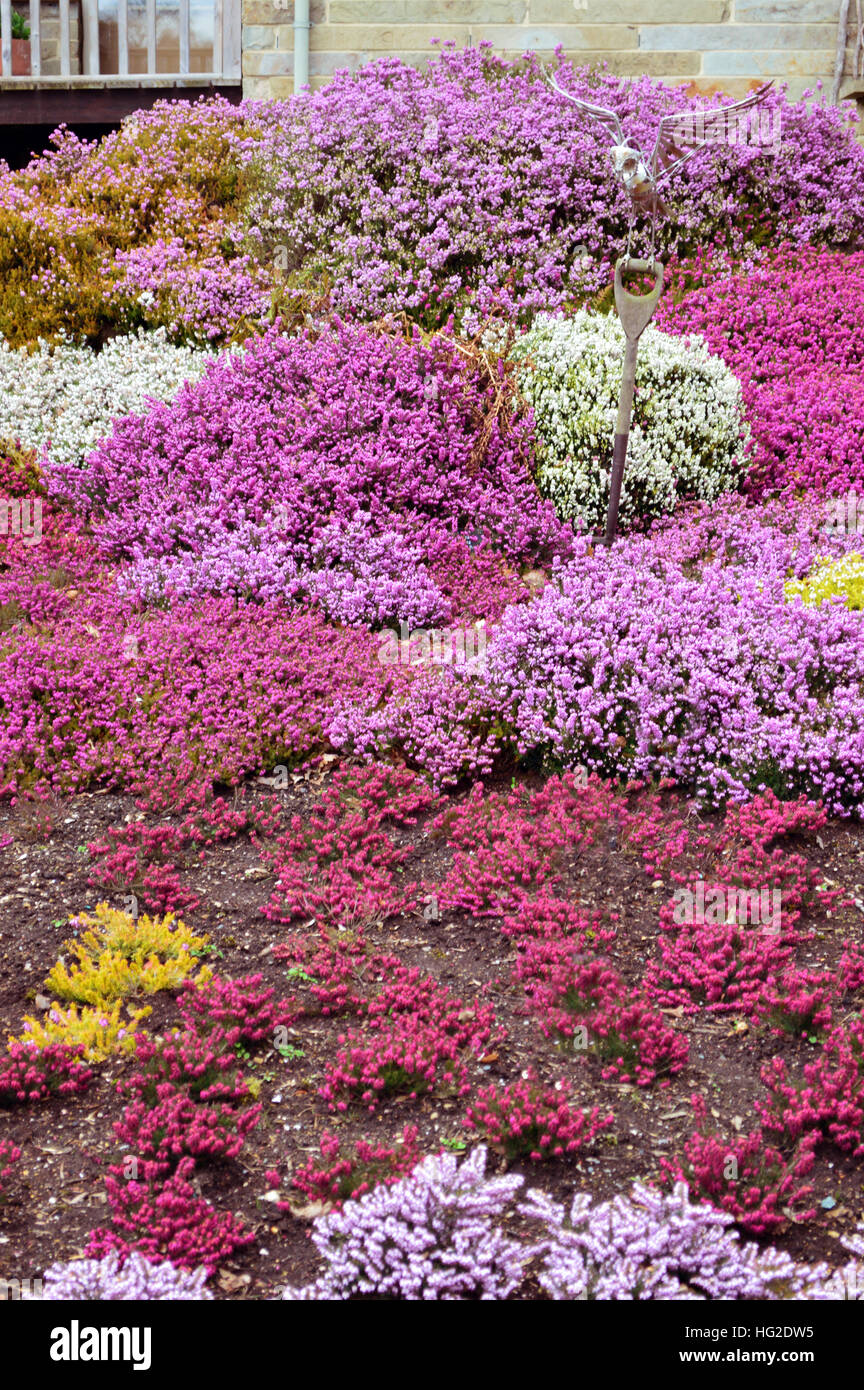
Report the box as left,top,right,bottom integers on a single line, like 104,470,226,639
45,903,212,1004
12,1000,150,1061
785,553,864,610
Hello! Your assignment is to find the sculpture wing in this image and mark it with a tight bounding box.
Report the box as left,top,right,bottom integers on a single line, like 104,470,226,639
543,68,626,147
651,81,774,186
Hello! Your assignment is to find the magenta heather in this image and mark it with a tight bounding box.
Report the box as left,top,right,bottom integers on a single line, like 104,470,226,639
86,1157,254,1275
48,321,566,625
0,1042,93,1104
287,1125,424,1206
0,1137,21,1194
658,248,864,498
465,1076,614,1162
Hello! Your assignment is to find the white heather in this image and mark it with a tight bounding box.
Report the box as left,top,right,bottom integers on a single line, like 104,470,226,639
511,310,751,530
0,328,218,470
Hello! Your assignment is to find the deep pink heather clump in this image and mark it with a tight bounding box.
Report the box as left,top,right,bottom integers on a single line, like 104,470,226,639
287,1125,424,1206
758,1017,864,1157
660,1096,817,1235
657,248,864,499
319,968,500,1113
261,762,441,929
85,1157,254,1275
110,1088,261,1180
645,792,835,1017
0,1042,93,1104
0,464,405,799
0,1137,21,1194
465,1076,614,1162
176,973,294,1046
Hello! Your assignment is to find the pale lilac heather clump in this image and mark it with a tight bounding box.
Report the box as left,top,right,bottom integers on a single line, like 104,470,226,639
334,494,864,811
282,1146,525,1300
0,1137,20,1193
818,1262,864,1300
521,1181,829,1301
35,1251,212,1300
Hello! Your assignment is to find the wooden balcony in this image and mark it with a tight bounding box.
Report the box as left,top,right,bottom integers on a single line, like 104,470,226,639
0,0,241,125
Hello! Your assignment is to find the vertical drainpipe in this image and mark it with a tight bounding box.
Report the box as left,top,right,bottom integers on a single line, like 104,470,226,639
294,0,310,92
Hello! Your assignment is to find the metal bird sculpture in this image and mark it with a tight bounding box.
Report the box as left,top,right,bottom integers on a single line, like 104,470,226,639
544,71,775,262
543,71,774,546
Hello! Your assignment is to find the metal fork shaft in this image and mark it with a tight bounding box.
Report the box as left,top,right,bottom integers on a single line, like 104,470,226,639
605,335,639,546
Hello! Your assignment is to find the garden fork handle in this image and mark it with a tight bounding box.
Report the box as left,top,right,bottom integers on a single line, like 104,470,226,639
604,257,665,546
613,257,665,343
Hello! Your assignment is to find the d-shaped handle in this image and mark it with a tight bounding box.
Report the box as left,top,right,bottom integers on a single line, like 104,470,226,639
613,257,665,342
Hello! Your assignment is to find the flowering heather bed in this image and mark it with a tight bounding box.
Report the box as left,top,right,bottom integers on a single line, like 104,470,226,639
14,262,864,813
3,49,864,1303
335,493,864,810
1,48,862,346
243,46,864,328
3,762,864,1301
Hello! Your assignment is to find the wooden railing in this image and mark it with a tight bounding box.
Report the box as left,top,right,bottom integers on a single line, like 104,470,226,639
0,0,241,81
